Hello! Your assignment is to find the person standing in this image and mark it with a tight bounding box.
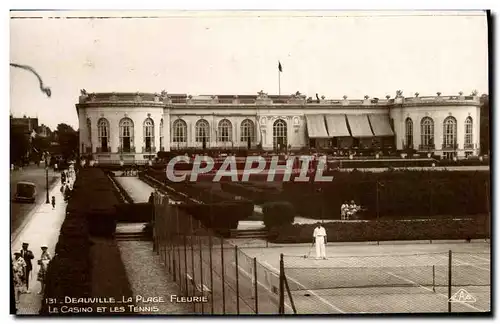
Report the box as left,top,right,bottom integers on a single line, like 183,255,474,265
37,245,51,295
340,201,349,220
313,223,327,260
13,252,26,304
20,243,34,293
51,196,56,210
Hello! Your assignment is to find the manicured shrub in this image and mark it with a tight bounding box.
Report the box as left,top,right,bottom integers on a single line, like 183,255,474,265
269,216,489,243
262,201,295,228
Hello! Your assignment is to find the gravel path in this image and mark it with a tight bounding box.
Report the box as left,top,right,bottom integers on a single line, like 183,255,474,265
118,241,192,314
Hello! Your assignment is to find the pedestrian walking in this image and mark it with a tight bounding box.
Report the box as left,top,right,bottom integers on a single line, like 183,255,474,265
51,196,56,209
12,252,26,304
37,245,51,295
313,222,328,260
20,243,34,293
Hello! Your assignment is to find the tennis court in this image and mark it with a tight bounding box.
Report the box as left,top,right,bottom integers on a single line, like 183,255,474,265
239,242,491,314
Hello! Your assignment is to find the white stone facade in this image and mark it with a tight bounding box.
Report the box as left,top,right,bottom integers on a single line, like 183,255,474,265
76,90,481,162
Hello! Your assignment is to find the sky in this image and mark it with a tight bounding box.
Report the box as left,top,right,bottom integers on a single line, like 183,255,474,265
9,10,489,130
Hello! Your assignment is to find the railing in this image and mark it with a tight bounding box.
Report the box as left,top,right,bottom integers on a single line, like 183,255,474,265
442,143,459,150
418,144,435,151
85,146,93,153
142,146,157,153
464,143,475,150
118,147,136,153
96,146,110,153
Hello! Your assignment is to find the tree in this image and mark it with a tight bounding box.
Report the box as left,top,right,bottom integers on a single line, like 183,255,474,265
480,94,490,155
10,125,29,164
55,123,79,159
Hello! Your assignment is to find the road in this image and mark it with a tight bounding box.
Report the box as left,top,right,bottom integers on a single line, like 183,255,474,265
10,163,59,236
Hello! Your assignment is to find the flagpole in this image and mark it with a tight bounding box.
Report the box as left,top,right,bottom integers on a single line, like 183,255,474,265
278,69,281,96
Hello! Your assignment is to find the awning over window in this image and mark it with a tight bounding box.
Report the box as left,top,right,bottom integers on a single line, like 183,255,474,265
305,115,329,138
325,115,351,137
369,114,394,136
346,115,374,137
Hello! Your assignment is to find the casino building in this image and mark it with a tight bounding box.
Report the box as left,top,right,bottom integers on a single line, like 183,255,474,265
76,89,481,164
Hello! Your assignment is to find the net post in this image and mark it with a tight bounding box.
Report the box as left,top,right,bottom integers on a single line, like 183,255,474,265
253,257,259,314
432,265,436,292
209,233,214,314
279,253,285,314
448,249,452,313
235,245,240,315
221,238,226,315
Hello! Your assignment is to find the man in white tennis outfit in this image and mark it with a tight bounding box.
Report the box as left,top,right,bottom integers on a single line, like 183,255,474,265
313,222,327,260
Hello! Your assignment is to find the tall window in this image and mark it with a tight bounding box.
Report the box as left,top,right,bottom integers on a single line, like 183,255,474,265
405,117,413,148
86,118,92,143
273,119,287,150
143,118,154,152
172,119,187,143
443,116,457,148
159,119,164,150
420,117,434,147
119,118,134,153
218,119,232,142
97,118,109,152
464,117,473,147
195,119,210,143
240,119,255,144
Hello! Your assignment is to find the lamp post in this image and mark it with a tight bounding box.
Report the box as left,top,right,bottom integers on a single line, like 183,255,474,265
45,155,50,204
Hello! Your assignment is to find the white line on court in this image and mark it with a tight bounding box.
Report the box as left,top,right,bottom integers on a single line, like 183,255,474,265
385,271,485,312
438,255,490,272
468,254,491,263
262,261,345,314
231,262,294,313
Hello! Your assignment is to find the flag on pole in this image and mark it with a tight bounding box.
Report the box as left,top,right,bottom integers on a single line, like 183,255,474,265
278,61,283,72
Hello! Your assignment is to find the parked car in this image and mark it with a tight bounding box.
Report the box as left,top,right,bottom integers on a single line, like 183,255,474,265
14,181,37,203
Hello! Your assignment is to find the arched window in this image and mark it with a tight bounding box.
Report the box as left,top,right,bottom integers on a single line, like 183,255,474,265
405,117,413,149
97,118,109,152
119,118,134,153
143,118,155,153
86,118,92,143
240,119,255,144
420,117,434,148
273,119,287,150
218,119,232,142
195,119,210,143
443,116,457,148
159,119,164,151
464,117,473,148
172,119,187,143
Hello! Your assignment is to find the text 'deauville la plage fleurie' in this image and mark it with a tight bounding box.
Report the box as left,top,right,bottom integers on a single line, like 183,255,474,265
44,295,209,313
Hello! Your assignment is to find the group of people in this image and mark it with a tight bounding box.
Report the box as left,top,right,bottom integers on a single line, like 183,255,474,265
60,168,75,202
12,242,51,304
340,200,362,220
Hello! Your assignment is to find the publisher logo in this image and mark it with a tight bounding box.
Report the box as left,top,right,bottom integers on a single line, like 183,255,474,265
449,289,476,303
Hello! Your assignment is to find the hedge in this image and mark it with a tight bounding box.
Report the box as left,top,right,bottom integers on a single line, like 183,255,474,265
178,202,254,236
115,203,153,222
262,201,295,228
282,170,490,220
41,169,125,315
269,216,490,243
